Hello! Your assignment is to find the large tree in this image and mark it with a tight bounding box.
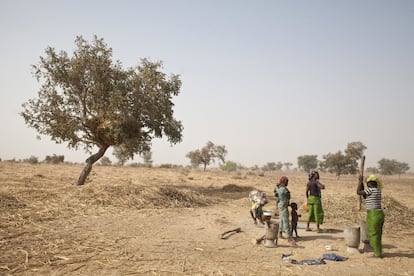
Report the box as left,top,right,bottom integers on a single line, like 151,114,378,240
320,151,350,178
21,36,183,185
320,141,367,178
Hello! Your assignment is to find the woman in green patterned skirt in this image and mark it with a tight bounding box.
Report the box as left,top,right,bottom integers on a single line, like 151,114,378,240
357,174,385,258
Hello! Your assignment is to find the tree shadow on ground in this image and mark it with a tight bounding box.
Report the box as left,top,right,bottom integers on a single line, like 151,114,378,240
174,183,257,201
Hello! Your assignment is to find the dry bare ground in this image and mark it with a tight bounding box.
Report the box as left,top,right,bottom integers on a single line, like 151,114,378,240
1,163,413,275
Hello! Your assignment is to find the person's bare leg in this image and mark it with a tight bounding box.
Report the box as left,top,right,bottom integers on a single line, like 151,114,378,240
250,210,257,224
316,224,321,233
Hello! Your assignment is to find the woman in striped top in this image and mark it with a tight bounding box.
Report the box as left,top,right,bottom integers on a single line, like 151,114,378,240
357,174,385,258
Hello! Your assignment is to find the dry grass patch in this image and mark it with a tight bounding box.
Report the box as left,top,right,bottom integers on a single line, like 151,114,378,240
0,163,413,275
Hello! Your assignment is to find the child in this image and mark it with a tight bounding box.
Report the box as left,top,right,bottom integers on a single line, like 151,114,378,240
290,202,301,238
249,190,268,225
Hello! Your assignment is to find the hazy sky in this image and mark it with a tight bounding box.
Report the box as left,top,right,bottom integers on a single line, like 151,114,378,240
1,0,413,170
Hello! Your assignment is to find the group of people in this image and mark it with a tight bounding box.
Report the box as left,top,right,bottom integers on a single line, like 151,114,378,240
249,170,385,258
273,170,325,244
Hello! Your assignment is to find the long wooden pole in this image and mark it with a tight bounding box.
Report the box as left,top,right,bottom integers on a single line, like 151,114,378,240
357,155,366,211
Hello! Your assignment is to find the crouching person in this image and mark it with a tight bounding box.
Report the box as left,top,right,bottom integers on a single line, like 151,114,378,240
249,190,268,225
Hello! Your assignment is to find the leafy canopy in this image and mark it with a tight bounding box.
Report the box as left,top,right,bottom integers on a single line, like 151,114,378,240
21,36,183,185
186,141,227,170
378,158,410,176
21,35,183,160
297,155,318,173
321,142,367,178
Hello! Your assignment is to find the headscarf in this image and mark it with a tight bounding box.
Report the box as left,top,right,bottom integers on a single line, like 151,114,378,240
279,176,289,186
366,174,382,190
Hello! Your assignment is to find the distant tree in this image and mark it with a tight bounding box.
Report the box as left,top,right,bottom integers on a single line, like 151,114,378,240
44,154,65,164
186,141,227,170
212,144,227,165
99,156,112,166
20,36,183,185
344,141,366,160
283,162,293,170
186,150,203,169
262,162,277,171
378,158,396,175
142,151,153,167
394,161,410,176
297,155,318,173
378,158,410,176
221,160,238,172
276,161,283,170
320,151,350,178
344,141,367,174
24,155,39,164
113,146,129,166
366,167,379,174
320,141,367,178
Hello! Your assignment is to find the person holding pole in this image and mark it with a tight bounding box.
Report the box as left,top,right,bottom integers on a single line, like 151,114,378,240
357,175,385,258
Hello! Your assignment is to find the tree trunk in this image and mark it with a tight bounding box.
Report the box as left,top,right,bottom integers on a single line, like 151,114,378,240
76,145,109,186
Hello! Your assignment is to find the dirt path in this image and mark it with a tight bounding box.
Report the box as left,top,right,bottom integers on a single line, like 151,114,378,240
26,199,413,275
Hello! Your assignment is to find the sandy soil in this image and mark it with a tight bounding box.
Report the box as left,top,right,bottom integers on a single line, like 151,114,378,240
0,163,413,275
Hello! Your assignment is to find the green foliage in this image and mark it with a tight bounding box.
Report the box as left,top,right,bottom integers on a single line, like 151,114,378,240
320,141,367,178
24,156,39,164
344,142,366,161
99,156,112,166
297,155,318,172
320,151,350,177
283,162,293,170
20,36,183,185
221,161,238,172
186,141,227,170
261,162,283,171
378,158,410,175
44,154,64,164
